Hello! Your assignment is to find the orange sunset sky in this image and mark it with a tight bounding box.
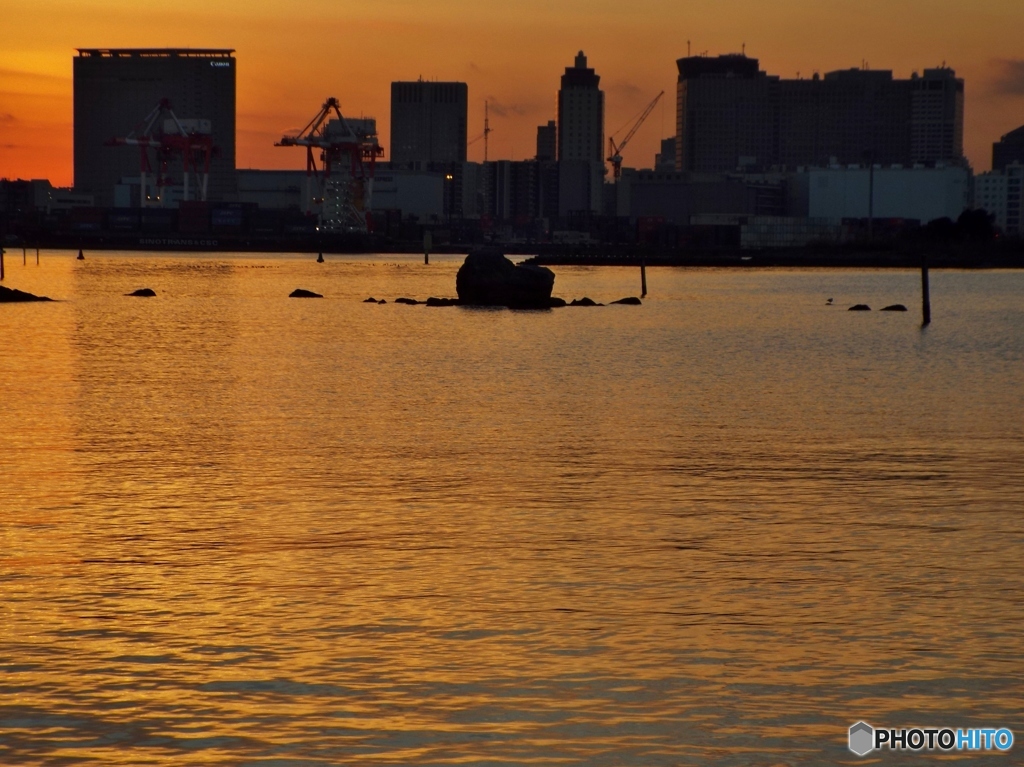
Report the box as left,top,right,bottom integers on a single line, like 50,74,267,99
2,0,1024,187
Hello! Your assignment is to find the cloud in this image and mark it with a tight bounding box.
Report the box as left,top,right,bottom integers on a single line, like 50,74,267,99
991,59,1024,96
484,97,532,119
608,80,644,100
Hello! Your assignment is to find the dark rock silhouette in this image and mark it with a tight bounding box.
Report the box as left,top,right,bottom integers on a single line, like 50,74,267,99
570,297,603,307
611,297,642,305
548,297,567,308
0,285,53,302
848,304,871,311
880,304,908,311
363,297,378,303
426,297,459,307
456,249,554,308
289,289,323,298
377,299,387,304
395,297,420,305
127,288,156,297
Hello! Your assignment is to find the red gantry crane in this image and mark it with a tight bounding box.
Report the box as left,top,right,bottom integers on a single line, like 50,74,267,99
607,90,665,180
275,97,384,233
107,98,215,206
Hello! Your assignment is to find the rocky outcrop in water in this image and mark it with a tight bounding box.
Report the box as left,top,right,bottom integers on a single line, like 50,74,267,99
456,249,555,309
289,289,323,298
881,304,908,311
848,304,871,311
0,285,53,302
570,297,602,307
127,288,156,297
611,297,642,305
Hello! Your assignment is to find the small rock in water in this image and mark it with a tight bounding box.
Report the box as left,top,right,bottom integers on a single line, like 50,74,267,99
377,299,387,304
0,285,53,302
394,297,420,305
848,304,871,311
880,304,908,312
127,288,156,297
363,297,378,303
570,297,602,307
289,288,323,298
548,297,567,308
426,297,459,307
611,296,642,305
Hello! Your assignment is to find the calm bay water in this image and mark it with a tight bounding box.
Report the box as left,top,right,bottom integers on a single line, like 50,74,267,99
1,251,1022,765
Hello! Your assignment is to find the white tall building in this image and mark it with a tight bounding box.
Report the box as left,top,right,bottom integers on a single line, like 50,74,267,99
557,51,604,215
975,162,1024,236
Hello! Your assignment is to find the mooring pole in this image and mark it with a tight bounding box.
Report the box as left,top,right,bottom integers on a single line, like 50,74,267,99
36,247,39,265
423,230,432,265
640,258,648,298
1,248,5,281
921,254,931,327
23,246,27,265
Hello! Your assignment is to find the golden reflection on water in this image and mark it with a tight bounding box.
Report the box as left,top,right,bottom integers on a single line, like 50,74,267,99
2,252,1023,765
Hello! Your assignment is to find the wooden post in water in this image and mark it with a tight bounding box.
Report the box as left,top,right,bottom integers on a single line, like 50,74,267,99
23,246,27,265
423,230,432,265
921,254,931,326
640,258,648,298
36,247,39,265
1,248,5,281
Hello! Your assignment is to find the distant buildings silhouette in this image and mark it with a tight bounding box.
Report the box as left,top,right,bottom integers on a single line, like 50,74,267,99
674,54,964,172
4,46,1022,249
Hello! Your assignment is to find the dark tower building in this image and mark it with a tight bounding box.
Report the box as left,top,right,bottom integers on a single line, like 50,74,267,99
557,51,604,215
910,68,964,164
389,81,468,167
557,51,604,164
536,120,557,162
675,54,965,172
674,55,774,173
992,125,1024,171
73,48,237,206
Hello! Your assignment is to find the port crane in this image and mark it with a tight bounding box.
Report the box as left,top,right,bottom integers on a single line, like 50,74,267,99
107,98,215,206
607,90,664,180
276,97,384,232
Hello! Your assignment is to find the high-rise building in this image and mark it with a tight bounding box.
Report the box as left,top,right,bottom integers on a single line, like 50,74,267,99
73,48,237,207
992,125,1024,171
536,121,557,162
557,51,604,216
557,52,604,164
389,81,468,167
910,68,964,165
675,54,965,173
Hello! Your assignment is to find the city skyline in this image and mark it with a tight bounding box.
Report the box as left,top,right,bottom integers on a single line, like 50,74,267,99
3,0,1024,186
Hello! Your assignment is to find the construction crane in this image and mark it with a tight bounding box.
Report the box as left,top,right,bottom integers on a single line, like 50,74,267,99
467,101,493,161
276,97,384,233
106,98,215,206
607,90,665,180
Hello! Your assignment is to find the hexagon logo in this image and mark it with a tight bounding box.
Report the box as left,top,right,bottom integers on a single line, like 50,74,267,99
849,722,874,756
